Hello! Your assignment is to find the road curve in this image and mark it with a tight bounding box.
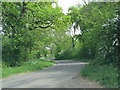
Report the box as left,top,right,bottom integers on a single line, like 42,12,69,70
2,60,102,88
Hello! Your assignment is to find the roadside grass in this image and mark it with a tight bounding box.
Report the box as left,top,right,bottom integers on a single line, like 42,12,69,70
81,64,118,88
2,59,55,78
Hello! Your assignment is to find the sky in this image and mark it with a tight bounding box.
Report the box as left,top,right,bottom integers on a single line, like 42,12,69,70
58,0,83,13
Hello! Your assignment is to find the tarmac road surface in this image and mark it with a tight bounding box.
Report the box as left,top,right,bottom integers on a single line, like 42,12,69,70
2,60,103,88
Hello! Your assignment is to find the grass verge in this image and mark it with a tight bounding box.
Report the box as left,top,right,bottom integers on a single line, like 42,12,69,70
2,59,55,78
81,64,118,88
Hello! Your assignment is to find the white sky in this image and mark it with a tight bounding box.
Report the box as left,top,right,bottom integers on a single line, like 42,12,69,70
58,0,83,13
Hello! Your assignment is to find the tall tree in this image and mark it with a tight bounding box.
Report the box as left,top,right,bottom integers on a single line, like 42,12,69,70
2,2,71,66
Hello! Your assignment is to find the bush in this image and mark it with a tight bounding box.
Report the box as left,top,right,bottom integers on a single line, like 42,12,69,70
55,49,74,60
75,46,96,59
95,15,119,66
55,46,96,60
2,37,28,67
2,32,35,67
81,64,118,88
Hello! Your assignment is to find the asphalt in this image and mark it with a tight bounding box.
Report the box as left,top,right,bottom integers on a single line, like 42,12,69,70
2,60,103,88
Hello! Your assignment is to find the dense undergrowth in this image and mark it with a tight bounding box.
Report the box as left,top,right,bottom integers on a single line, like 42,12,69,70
81,64,118,88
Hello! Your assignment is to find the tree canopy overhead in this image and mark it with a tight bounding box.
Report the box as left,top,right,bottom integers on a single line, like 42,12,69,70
2,2,71,66
1,1,119,67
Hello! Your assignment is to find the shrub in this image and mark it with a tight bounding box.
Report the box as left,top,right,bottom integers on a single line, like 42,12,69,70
81,64,118,88
55,49,74,60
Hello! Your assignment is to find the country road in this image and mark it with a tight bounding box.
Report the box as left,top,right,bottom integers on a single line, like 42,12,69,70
2,60,103,88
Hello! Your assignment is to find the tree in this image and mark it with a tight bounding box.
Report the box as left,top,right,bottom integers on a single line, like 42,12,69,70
2,2,71,66
67,2,118,59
